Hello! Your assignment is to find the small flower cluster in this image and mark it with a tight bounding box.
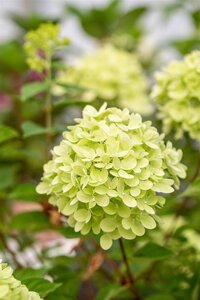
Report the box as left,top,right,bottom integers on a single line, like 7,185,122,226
152,51,200,141
57,45,153,115
0,262,42,300
37,104,186,250
24,23,70,73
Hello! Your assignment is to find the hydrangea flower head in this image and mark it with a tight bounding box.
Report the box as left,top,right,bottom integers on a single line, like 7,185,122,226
152,51,200,140
24,23,70,72
57,45,153,115
37,104,186,250
0,262,42,300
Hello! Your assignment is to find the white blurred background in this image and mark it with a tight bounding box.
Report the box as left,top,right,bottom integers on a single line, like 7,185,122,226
0,0,195,63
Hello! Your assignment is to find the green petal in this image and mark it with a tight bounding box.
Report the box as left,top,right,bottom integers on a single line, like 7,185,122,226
130,188,140,197
77,191,92,203
131,220,145,236
74,221,84,232
100,218,116,232
122,194,137,208
62,202,77,215
122,218,132,230
95,185,108,194
95,195,109,207
152,181,174,193
139,180,153,190
100,234,113,250
140,214,156,229
74,209,91,222
118,170,133,179
121,156,137,170
103,203,117,215
117,205,131,218
36,182,49,194
0,285,9,297
118,226,136,240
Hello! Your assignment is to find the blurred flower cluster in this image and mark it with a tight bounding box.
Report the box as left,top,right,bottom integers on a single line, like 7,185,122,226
57,45,152,115
24,23,70,73
152,51,200,141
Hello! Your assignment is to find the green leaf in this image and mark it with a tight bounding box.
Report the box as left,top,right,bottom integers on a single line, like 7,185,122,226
11,211,51,231
145,295,176,300
0,125,19,143
0,41,26,73
172,37,200,55
118,6,147,30
135,242,173,260
60,226,81,239
0,164,19,191
11,13,58,31
0,141,23,160
53,98,90,109
14,268,46,281
22,278,61,298
8,183,40,201
22,121,48,138
56,82,88,91
14,269,60,298
180,177,200,198
47,275,80,300
96,284,129,300
66,0,121,39
20,82,49,102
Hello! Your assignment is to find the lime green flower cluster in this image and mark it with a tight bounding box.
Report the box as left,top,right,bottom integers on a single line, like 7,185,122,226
24,23,70,73
152,51,200,140
57,45,152,115
0,262,42,300
37,104,186,250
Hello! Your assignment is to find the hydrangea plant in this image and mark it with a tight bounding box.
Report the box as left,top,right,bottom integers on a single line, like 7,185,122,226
56,45,153,115
152,51,200,140
37,104,186,250
0,262,42,300
24,23,70,73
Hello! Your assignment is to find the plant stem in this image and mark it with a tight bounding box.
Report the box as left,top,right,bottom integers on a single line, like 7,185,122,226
45,60,53,158
189,153,200,182
118,238,142,300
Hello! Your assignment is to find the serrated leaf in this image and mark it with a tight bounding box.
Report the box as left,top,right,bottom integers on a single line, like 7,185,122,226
22,121,48,138
9,183,40,201
0,125,19,143
21,81,49,102
135,242,173,259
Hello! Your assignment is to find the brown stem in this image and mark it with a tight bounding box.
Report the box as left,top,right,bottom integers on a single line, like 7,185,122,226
89,237,123,279
118,238,142,300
